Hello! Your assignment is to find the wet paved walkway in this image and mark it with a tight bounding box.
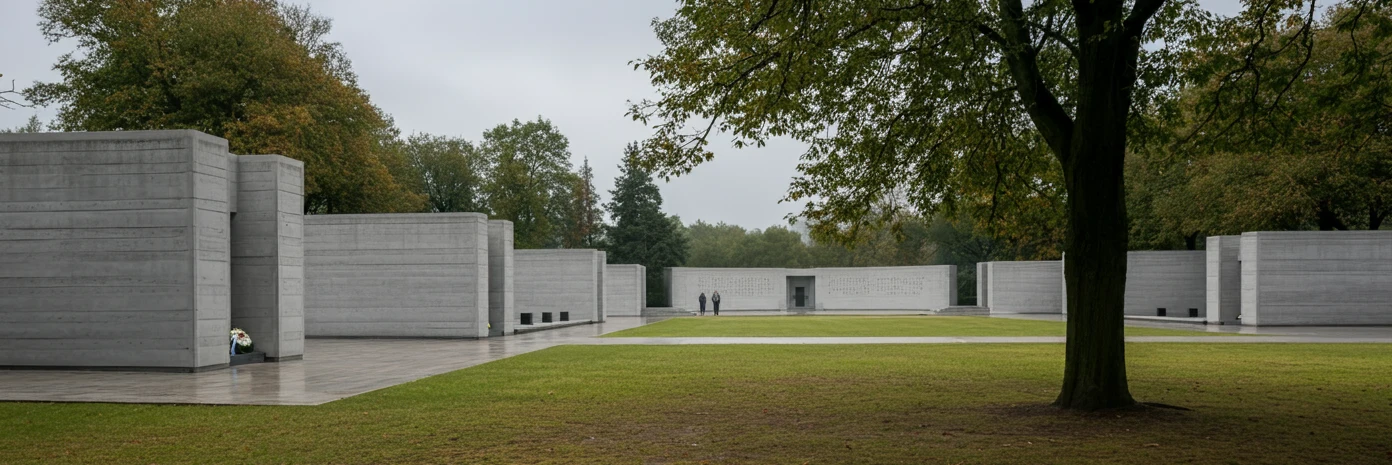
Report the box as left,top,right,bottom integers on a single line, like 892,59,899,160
0,318,653,406
3,315,1389,406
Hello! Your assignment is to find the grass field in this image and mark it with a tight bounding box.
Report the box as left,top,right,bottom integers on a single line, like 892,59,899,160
2,344,1388,464
602,315,1236,337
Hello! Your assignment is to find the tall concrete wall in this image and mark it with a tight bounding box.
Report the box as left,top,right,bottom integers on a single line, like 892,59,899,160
666,266,957,311
230,155,305,360
604,264,646,316
976,262,989,308
304,213,489,338
0,131,232,370
1125,251,1206,318
981,261,1063,314
595,251,607,322
1241,231,1392,325
487,220,514,337
1206,236,1242,324
514,249,604,323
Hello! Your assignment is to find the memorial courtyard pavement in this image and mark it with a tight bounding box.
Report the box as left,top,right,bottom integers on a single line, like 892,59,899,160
2,314,1389,406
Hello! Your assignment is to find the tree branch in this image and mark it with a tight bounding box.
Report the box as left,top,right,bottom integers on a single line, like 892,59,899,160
1123,0,1167,38
1028,18,1080,58
995,0,1075,163
1,79,32,110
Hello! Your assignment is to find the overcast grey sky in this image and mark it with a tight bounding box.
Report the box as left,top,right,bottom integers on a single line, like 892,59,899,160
0,0,1244,230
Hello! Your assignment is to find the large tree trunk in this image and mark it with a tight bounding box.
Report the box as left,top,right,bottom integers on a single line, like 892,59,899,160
1055,127,1135,410
1052,1,1145,411
996,0,1160,410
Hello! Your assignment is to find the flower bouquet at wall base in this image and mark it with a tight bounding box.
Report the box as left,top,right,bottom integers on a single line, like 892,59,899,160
230,328,254,355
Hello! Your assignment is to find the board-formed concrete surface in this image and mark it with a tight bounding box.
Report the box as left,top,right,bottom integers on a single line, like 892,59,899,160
487,220,515,337
666,266,957,312
813,266,955,310
514,249,606,324
667,267,789,311
230,155,306,360
979,261,1063,314
1125,251,1207,318
1241,231,1392,325
1206,236,1242,325
596,251,608,322
0,131,235,370
304,213,490,338
604,264,647,316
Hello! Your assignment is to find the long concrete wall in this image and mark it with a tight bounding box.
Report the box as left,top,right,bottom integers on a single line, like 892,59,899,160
1125,251,1207,318
1206,236,1242,324
304,213,490,338
981,261,1063,314
813,266,956,310
1241,231,1392,325
0,131,233,370
487,220,514,337
604,264,646,316
230,155,305,360
666,266,957,311
668,267,792,311
514,249,605,324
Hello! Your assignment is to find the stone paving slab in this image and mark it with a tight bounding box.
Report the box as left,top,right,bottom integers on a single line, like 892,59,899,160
0,320,644,406
2,316,1388,406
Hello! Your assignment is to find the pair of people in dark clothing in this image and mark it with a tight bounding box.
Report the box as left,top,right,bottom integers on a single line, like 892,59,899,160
698,291,721,315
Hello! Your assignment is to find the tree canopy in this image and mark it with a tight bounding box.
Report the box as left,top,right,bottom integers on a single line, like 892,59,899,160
1129,2,1392,247
396,133,488,214
557,157,607,249
481,117,576,249
25,0,423,213
606,144,690,305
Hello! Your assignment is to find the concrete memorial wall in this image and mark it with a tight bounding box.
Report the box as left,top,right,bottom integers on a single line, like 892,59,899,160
604,264,646,317
304,213,490,338
487,220,514,337
1124,251,1207,318
514,249,605,324
230,155,306,360
1206,236,1242,325
667,267,796,311
1240,231,1392,325
1,130,304,370
979,261,1063,314
665,266,957,311
813,266,956,310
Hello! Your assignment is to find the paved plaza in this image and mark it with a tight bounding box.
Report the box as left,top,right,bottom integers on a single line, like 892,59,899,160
2,316,1390,406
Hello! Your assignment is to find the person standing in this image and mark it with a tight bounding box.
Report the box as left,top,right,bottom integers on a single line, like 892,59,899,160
712,291,721,315
698,292,707,316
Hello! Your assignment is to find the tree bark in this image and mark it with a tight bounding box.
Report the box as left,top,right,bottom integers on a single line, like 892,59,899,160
1050,0,1159,411
1184,231,1200,250
1316,200,1348,231
1370,199,1385,230
991,0,1159,410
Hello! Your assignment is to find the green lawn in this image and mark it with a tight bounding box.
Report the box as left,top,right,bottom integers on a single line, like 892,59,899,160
602,315,1236,337
3,344,1388,464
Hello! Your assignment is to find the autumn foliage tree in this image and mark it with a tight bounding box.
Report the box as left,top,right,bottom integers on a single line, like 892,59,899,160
1129,1,1392,247
25,0,423,213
